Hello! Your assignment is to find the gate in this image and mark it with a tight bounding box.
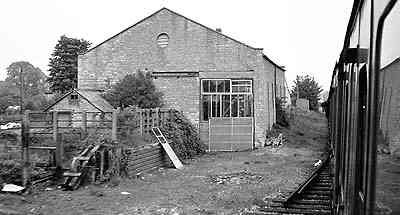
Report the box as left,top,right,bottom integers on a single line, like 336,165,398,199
209,117,253,151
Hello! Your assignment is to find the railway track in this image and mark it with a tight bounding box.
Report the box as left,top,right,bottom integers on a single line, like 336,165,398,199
244,157,333,215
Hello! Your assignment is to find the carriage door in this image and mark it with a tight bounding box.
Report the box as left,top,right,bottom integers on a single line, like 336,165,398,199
201,79,254,151
355,65,367,214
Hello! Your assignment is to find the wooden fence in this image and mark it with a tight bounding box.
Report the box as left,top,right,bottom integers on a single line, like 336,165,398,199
18,108,178,186
21,110,118,186
119,108,177,136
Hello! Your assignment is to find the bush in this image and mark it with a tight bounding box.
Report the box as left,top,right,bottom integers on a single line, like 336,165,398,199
276,98,289,127
102,70,163,109
0,158,22,184
160,111,207,160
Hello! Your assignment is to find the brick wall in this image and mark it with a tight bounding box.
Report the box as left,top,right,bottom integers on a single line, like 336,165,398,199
153,76,199,127
78,8,282,147
379,58,400,156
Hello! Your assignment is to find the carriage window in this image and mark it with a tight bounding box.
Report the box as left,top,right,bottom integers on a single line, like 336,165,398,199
201,79,252,121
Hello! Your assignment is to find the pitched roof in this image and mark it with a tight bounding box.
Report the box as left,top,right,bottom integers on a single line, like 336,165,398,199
44,89,114,112
82,7,283,68
263,54,285,71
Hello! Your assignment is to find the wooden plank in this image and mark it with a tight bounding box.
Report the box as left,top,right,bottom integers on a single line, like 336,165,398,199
82,111,87,135
29,146,56,150
129,150,164,162
128,156,165,170
63,172,81,177
128,147,162,156
129,159,167,174
152,128,183,169
129,153,164,166
111,110,117,141
159,141,183,169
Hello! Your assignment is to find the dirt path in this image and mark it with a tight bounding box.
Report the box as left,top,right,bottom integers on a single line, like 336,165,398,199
0,110,329,215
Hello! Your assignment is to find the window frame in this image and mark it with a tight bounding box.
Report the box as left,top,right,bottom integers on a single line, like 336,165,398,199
200,79,253,121
68,93,79,106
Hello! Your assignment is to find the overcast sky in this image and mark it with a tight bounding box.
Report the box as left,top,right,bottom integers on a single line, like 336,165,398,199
0,0,353,91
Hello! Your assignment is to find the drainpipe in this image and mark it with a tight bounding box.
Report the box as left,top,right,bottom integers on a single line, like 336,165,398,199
274,66,277,101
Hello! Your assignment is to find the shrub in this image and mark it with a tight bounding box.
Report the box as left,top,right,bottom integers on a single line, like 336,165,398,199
276,98,289,127
160,111,207,160
0,158,22,184
102,70,163,109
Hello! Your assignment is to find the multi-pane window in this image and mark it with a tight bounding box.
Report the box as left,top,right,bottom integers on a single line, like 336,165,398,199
68,94,79,106
201,79,253,121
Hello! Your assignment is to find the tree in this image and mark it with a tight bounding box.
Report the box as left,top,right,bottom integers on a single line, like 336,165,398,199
0,61,48,113
290,75,323,111
6,61,47,97
103,70,163,109
0,82,19,113
47,35,91,94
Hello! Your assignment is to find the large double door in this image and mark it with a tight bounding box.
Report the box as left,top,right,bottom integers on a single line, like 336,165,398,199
200,79,254,151
209,117,253,151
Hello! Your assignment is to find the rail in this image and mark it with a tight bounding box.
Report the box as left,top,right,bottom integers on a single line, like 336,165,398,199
283,154,332,206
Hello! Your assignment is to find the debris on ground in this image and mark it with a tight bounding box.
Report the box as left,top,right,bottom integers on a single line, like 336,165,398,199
265,133,286,147
313,159,322,167
1,184,24,193
208,170,263,185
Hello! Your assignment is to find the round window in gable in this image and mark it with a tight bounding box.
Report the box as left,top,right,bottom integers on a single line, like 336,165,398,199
156,33,169,48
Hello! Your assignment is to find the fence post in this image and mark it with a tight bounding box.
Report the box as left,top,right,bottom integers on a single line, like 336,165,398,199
112,110,117,141
82,110,87,136
55,133,63,176
52,111,63,176
22,110,30,187
155,108,159,127
53,111,58,143
139,109,143,136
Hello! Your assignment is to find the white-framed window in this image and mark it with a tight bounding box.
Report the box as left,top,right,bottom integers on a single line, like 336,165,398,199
201,79,253,121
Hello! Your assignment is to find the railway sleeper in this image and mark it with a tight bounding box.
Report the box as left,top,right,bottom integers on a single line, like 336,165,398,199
309,186,332,191
304,190,331,195
289,199,331,205
313,182,332,186
269,202,330,210
259,206,331,215
301,194,331,200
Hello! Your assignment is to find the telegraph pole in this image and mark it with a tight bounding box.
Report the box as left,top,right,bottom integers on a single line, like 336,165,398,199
19,66,24,114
